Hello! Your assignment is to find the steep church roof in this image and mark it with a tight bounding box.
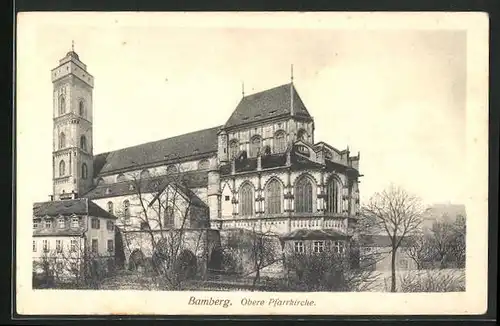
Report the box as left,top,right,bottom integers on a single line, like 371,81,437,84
93,126,222,176
224,83,312,129
33,198,117,220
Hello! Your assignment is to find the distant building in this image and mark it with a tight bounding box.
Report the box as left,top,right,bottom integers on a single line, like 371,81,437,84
358,234,416,272
421,203,466,231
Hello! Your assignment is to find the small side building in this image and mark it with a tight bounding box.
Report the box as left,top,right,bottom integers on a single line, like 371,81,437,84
357,234,416,272
32,198,118,282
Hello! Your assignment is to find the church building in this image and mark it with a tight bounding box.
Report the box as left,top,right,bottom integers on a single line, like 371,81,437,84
33,46,362,274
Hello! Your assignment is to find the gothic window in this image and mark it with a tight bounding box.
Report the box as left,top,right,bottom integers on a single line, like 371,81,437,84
59,160,66,176
81,163,88,179
198,159,209,170
326,177,340,214
78,100,85,117
107,201,114,214
265,179,282,214
297,129,307,142
58,132,66,149
123,200,130,218
59,95,66,115
140,169,150,180
80,135,87,151
116,174,126,183
166,165,178,174
163,206,175,228
274,130,286,153
250,136,262,157
295,176,313,213
229,139,239,159
239,183,254,216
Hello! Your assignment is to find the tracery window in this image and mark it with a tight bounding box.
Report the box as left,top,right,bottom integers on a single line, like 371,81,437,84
229,139,239,159
294,176,313,213
326,177,340,214
163,206,175,227
274,131,286,153
249,136,262,157
239,183,254,216
265,179,281,214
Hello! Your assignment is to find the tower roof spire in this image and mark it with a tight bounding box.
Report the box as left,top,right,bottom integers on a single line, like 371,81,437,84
242,81,245,98
71,40,74,52
291,64,294,84
290,64,294,116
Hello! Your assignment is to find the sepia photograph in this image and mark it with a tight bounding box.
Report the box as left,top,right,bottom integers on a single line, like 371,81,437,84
15,12,489,315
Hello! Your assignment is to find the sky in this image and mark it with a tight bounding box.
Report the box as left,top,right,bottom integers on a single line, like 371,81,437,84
17,13,468,206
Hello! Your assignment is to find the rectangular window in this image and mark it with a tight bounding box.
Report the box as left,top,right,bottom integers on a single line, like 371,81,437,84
334,241,345,254
45,221,52,229
294,241,304,253
43,240,49,252
58,218,65,229
225,196,230,201
32,240,37,252
70,239,78,252
313,241,324,253
106,221,114,231
91,218,100,229
56,240,63,253
107,240,114,253
71,217,79,228
91,239,98,253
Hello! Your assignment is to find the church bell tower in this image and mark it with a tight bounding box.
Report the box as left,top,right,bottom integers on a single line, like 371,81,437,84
51,43,94,200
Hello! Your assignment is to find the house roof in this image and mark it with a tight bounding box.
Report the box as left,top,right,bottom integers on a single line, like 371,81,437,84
83,171,209,200
357,234,414,247
280,228,350,241
224,83,312,129
33,198,117,220
93,126,221,176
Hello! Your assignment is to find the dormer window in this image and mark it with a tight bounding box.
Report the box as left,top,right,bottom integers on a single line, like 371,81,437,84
58,217,65,229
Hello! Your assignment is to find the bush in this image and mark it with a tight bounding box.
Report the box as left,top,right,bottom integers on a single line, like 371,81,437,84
399,269,465,292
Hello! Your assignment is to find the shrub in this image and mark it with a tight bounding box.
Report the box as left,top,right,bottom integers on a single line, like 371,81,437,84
399,269,465,292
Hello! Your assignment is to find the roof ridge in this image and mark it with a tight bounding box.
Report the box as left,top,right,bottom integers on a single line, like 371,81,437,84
93,125,222,157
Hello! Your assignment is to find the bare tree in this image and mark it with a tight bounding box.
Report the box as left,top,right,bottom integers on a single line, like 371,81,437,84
404,233,432,270
115,165,208,290
427,216,466,269
361,184,424,292
248,225,281,290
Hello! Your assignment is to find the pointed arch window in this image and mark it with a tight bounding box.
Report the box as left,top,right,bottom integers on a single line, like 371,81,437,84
274,131,286,153
266,179,282,214
80,135,87,151
326,177,340,214
59,95,66,115
250,136,262,157
116,174,126,183
59,132,66,149
107,201,114,214
78,100,85,117
239,183,254,216
295,176,313,213
166,165,178,174
140,169,150,180
297,129,307,142
81,163,88,179
229,139,239,159
59,160,66,177
123,200,130,218
198,159,209,170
